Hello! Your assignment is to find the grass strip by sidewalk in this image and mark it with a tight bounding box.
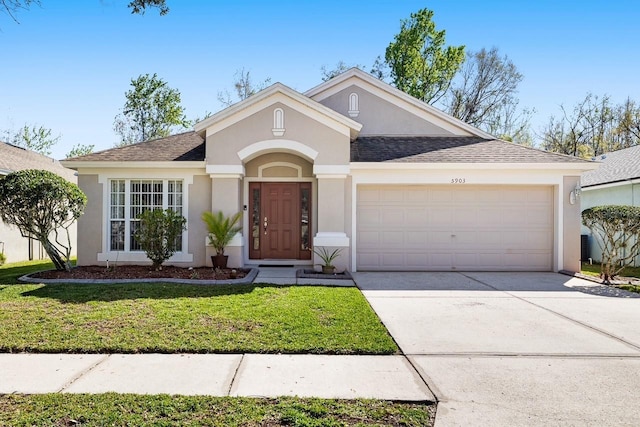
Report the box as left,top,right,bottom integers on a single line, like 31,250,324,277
0,394,435,427
0,260,397,354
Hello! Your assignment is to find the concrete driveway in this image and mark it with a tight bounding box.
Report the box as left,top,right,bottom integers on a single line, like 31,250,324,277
354,272,640,426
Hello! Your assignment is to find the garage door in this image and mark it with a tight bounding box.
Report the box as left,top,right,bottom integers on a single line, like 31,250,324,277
356,185,553,271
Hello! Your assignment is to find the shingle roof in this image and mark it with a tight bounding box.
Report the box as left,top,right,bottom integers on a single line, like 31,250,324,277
350,136,593,163
65,131,205,162
0,142,76,181
581,145,640,187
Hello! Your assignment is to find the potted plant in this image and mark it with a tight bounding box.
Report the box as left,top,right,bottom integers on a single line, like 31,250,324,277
202,210,242,269
313,247,343,274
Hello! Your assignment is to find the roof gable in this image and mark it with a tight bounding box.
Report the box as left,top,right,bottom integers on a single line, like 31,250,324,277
194,82,362,140
305,68,493,139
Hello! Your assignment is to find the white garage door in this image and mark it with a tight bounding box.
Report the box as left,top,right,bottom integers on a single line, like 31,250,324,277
356,185,553,271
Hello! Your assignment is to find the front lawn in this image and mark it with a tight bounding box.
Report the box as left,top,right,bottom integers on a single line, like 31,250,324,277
581,262,640,280
0,394,435,427
580,262,640,294
0,261,397,354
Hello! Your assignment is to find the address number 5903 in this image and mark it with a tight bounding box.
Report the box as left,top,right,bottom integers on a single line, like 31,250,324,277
451,178,466,184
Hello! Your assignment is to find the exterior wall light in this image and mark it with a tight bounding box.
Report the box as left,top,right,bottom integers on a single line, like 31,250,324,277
569,183,582,205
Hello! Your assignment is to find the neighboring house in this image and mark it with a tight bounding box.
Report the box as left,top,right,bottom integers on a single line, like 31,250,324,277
62,69,596,273
0,141,78,264
581,145,640,266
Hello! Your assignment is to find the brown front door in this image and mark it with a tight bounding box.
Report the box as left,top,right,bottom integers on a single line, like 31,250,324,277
249,182,311,260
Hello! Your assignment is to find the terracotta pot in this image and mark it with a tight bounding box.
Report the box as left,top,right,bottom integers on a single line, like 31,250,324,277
211,255,228,269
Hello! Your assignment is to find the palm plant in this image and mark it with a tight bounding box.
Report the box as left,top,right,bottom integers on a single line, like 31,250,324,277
201,211,243,256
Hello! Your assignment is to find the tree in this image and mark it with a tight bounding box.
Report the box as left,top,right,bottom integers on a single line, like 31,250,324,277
217,68,271,107
539,93,639,158
385,8,465,104
113,73,190,146
65,143,95,159
0,169,86,271
320,61,363,82
1,0,168,22
582,205,640,283
7,124,60,156
134,209,186,270
445,48,523,127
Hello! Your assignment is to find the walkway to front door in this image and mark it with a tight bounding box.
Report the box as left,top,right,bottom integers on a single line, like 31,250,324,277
249,182,311,260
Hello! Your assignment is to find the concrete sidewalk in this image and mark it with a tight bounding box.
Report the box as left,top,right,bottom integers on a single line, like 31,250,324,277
0,353,433,401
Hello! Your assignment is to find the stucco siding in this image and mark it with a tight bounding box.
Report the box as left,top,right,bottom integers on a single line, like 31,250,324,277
206,102,350,166
318,84,458,136
76,174,102,266
563,176,582,272
188,174,211,266
245,153,313,177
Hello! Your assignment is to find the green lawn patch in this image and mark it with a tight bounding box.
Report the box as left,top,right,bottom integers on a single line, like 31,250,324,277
0,261,397,354
0,394,435,427
581,262,640,280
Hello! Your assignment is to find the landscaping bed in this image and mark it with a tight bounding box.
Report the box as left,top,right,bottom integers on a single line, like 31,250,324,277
31,265,251,281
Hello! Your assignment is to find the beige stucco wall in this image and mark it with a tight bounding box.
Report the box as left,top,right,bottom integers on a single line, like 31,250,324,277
318,84,458,136
563,176,582,272
76,174,102,266
189,174,212,266
206,102,350,166
245,153,313,177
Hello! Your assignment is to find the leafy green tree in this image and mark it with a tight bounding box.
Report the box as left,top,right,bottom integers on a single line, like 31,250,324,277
582,205,640,283
0,169,86,271
1,0,167,22
8,124,60,156
385,8,465,103
113,73,190,146
65,143,95,159
134,209,186,270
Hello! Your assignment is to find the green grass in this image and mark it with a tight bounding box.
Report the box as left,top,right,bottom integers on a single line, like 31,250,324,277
581,262,640,279
0,394,435,427
0,260,397,354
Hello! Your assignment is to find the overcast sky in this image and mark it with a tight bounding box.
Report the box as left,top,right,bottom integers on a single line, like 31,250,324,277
1,0,638,159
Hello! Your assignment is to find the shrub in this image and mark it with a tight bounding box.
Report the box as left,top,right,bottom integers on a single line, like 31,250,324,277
134,209,187,270
0,252,6,266
582,205,640,282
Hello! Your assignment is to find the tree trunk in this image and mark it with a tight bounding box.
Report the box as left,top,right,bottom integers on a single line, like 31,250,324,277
41,238,70,271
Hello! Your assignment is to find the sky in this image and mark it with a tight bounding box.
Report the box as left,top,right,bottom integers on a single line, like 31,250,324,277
1,0,639,160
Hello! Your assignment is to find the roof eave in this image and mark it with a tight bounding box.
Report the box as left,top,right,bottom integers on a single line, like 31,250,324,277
60,161,206,170
350,162,599,171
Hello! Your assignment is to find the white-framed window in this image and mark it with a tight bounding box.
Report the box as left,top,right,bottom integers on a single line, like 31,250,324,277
109,179,184,252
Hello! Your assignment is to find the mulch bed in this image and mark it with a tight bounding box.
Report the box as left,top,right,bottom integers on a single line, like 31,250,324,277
32,265,250,281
